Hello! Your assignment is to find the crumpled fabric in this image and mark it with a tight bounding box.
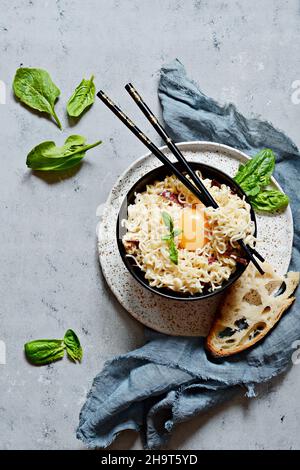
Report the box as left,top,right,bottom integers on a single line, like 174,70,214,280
77,59,300,449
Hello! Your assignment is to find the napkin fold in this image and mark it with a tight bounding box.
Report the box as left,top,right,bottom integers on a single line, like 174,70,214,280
77,59,300,449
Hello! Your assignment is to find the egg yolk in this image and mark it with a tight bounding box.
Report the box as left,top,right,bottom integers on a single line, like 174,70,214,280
178,205,208,251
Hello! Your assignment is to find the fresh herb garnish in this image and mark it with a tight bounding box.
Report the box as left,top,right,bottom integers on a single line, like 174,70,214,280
67,75,96,118
13,67,62,129
234,148,289,212
24,339,65,365
24,329,82,366
234,148,275,196
161,211,181,264
64,329,83,363
26,134,101,171
249,189,289,212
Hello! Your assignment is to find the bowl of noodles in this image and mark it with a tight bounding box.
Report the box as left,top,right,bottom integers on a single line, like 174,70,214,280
117,162,257,301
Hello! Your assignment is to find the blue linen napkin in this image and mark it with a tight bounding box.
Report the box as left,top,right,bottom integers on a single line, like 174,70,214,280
77,59,300,449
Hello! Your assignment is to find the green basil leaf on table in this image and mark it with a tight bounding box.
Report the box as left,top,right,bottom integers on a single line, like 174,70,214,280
24,339,65,365
63,329,83,363
26,135,102,171
67,75,96,117
234,149,275,197
13,67,62,129
24,329,83,366
250,190,289,212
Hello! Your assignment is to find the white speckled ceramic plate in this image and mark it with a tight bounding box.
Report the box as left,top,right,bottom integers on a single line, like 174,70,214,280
97,142,293,336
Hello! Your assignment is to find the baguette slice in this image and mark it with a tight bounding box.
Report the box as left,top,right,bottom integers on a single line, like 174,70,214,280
206,262,299,357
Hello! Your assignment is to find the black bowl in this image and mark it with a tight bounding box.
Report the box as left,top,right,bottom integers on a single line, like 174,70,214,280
116,162,257,301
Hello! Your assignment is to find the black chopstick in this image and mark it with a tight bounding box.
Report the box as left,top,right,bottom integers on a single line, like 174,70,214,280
238,242,264,274
251,247,265,263
125,84,217,209
97,90,211,207
124,83,265,275
97,89,265,275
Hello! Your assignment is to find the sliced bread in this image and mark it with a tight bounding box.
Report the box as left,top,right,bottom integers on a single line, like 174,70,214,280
206,262,299,357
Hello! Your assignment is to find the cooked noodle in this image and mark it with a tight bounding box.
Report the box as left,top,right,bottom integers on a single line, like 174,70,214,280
122,172,256,294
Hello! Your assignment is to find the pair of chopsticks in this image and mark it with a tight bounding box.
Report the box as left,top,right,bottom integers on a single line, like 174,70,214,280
97,85,265,275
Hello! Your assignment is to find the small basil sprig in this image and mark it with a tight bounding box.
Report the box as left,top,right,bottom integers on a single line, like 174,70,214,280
24,329,83,366
13,67,62,129
161,211,181,265
234,148,289,212
26,134,101,171
67,75,96,118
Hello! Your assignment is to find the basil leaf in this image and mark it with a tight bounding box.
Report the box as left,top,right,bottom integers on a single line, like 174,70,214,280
24,339,65,365
26,135,101,171
64,329,83,363
67,75,96,118
234,148,289,213
173,228,182,237
169,239,178,265
13,67,62,129
162,212,179,264
234,149,275,196
162,211,172,231
250,190,289,212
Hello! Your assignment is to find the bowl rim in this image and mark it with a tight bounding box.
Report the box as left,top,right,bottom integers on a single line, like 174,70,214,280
116,159,257,301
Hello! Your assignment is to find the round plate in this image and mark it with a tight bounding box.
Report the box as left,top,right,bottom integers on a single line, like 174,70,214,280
97,142,293,337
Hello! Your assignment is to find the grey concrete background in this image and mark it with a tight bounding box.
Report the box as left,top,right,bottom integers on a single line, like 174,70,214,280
0,0,300,450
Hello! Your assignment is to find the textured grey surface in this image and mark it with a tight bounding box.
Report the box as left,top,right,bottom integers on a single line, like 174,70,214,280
0,0,299,450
